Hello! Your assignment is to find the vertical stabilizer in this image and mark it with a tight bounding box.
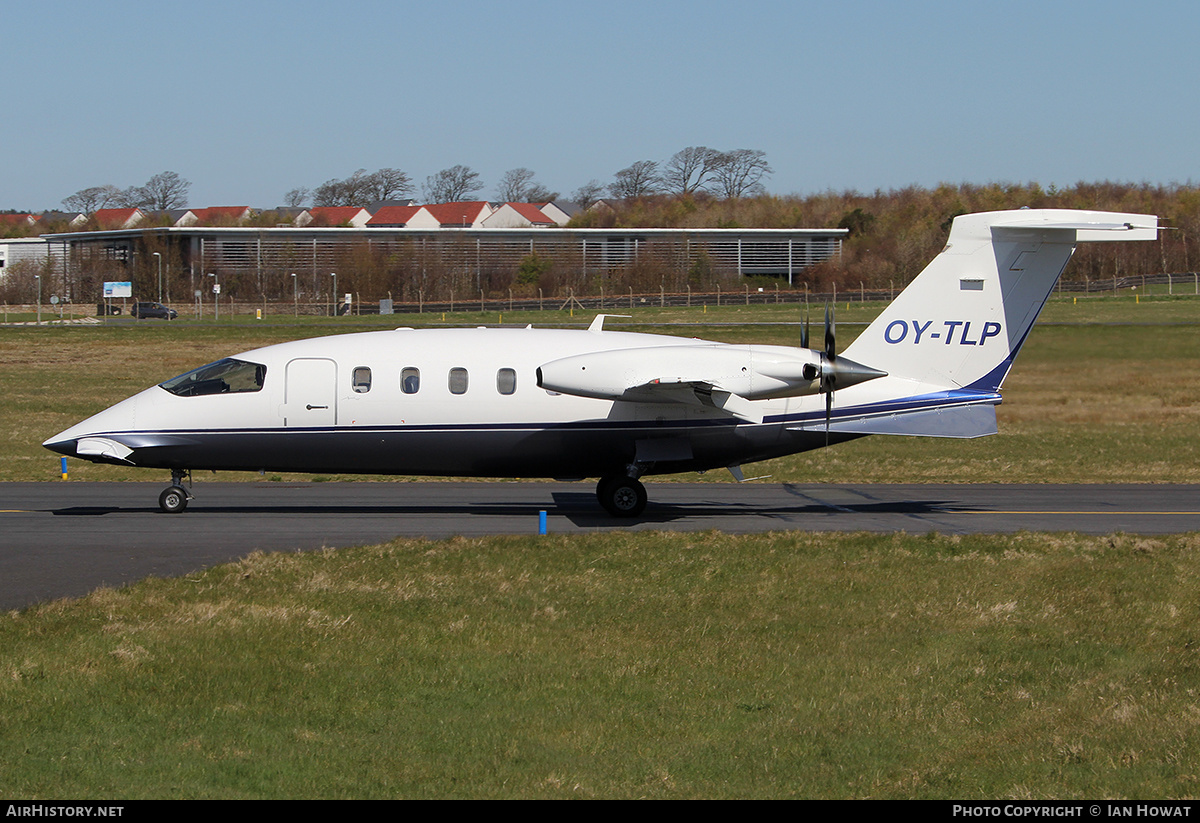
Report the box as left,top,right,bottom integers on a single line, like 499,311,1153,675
842,209,1158,393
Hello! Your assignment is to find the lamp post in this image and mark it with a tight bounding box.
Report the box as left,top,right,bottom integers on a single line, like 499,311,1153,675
331,272,337,317
152,252,162,303
209,273,219,322
291,273,298,317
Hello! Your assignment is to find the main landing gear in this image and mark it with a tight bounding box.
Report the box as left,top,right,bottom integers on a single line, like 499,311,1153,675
159,469,193,514
596,473,648,518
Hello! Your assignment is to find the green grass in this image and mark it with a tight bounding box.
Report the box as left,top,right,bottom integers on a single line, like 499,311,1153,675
2,530,1198,798
6,294,1200,483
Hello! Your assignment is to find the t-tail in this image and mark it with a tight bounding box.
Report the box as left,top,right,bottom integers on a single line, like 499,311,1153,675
829,209,1159,438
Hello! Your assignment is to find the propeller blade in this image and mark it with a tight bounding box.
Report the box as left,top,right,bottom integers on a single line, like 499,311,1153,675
823,304,836,444
824,303,836,361
800,307,810,350
825,376,833,422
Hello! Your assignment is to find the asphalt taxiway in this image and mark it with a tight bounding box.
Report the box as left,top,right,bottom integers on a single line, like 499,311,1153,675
3,480,1199,611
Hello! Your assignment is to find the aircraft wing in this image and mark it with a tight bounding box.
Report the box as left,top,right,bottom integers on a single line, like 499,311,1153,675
622,380,764,424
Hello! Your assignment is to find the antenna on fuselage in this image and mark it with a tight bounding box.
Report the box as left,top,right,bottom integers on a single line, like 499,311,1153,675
587,314,631,333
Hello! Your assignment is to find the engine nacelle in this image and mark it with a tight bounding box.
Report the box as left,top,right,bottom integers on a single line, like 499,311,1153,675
536,344,824,401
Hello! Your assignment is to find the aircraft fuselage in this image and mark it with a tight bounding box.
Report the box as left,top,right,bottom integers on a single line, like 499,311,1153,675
44,327,845,481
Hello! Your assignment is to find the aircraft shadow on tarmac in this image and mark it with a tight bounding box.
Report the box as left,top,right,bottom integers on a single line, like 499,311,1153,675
49,493,955,527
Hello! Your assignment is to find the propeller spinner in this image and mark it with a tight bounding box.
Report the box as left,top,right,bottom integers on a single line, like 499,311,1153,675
800,304,887,438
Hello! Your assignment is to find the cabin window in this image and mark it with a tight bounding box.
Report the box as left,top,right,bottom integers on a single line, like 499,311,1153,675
401,367,420,394
448,367,469,395
497,368,516,395
159,358,267,397
352,367,372,393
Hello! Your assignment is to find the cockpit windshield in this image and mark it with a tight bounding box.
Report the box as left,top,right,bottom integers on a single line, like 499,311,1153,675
159,358,266,397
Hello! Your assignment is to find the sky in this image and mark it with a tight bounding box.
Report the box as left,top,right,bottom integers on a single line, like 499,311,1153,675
3,0,1198,210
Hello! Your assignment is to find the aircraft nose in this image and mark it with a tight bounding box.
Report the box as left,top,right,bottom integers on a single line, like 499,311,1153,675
42,433,76,456
42,393,142,458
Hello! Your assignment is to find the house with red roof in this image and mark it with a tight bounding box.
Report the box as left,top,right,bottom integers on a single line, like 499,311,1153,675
482,202,559,229
536,201,576,226
92,208,145,230
0,214,38,235
421,201,493,228
142,209,196,227
306,207,371,228
188,206,253,226
37,211,88,229
366,205,439,228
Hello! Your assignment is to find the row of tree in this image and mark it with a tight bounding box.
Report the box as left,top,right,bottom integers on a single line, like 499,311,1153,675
50,148,771,217
283,165,563,207
60,172,191,213
278,147,771,209
591,147,774,203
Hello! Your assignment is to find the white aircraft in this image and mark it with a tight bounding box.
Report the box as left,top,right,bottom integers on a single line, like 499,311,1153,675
44,208,1158,517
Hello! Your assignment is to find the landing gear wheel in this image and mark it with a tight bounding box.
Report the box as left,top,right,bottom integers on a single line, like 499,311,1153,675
597,476,647,518
159,485,189,514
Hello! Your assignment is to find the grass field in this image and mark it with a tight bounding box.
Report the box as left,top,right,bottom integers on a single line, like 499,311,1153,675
3,529,1199,799
4,294,1200,798
6,292,1200,484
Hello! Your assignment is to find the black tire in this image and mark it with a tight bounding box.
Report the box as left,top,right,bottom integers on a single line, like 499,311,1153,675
159,485,189,514
597,476,647,518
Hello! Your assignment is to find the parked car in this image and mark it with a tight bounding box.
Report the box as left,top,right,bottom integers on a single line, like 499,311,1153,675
131,302,178,320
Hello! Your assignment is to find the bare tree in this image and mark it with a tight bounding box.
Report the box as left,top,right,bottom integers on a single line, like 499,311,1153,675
423,165,484,203
311,168,413,206
496,167,558,202
572,180,605,210
709,149,772,199
313,170,367,206
525,183,557,203
662,146,722,195
497,168,535,201
312,178,345,207
609,160,661,199
138,171,191,210
366,168,413,201
283,187,311,207
112,185,149,209
61,185,122,213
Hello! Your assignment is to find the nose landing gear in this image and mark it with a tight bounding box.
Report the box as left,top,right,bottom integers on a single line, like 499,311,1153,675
159,470,193,513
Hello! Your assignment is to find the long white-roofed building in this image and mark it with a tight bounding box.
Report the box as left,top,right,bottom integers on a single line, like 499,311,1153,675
39,222,846,308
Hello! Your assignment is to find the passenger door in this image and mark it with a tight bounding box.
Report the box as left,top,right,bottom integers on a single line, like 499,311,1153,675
282,358,337,426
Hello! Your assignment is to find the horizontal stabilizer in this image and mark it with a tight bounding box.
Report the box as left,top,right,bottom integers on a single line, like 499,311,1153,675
993,219,1158,242
789,403,998,439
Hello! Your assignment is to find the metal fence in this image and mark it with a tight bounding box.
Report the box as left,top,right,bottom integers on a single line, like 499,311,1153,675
1054,272,1200,294
7,270,1200,321
177,271,1200,318
185,228,846,285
